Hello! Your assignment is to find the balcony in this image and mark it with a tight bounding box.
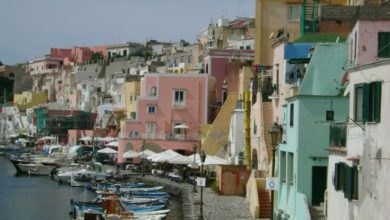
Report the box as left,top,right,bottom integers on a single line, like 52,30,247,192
329,123,346,147
124,132,199,141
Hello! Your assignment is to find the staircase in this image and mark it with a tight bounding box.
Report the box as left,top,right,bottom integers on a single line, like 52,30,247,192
258,189,271,219
303,0,319,34
309,204,326,220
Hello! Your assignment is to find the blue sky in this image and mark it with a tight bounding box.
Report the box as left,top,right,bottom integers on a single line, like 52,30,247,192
0,0,255,65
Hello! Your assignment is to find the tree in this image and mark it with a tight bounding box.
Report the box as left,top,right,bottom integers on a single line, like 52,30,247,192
180,39,189,47
91,52,104,62
0,61,3,66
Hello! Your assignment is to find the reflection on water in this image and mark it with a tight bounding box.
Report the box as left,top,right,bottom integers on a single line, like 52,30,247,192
0,156,96,220
0,156,183,220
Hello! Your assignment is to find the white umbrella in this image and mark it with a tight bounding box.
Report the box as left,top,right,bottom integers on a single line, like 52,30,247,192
38,136,57,141
107,141,118,147
79,136,92,141
97,147,118,154
123,150,139,159
151,150,182,162
140,149,157,157
168,154,193,164
187,154,230,165
101,136,116,142
174,124,189,129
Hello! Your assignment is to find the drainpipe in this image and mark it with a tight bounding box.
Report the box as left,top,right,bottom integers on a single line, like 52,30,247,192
244,91,251,169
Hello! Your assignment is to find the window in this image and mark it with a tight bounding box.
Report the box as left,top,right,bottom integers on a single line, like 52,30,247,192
130,112,136,119
290,103,294,127
147,105,156,114
289,153,294,185
253,122,257,135
334,163,359,200
246,45,251,50
187,55,191,64
146,122,156,139
281,152,286,182
180,56,184,63
378,32,390,57
130,96,133,103
173,90,185,108
354,81,381,123
287,5,299,21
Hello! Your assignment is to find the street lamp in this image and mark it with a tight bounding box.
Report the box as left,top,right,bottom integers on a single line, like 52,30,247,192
268,123,281,220
192,143,197,193
199,150,206,220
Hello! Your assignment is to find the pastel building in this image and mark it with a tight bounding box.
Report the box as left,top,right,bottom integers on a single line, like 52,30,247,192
204,49,254,104
276,43,349,220
118,73,216,163
327,59,389,220
327,15,390,220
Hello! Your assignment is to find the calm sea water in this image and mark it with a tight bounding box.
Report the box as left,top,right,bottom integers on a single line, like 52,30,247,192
0,155,183,220
0,155,96,220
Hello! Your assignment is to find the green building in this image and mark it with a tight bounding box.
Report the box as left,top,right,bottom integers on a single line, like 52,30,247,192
275,43,349,219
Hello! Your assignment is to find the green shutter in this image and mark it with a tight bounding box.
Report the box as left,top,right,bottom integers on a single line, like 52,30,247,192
362,84,370,123
334,163,340,190
378,32,390,57
345,166,353,200
373,81,382,122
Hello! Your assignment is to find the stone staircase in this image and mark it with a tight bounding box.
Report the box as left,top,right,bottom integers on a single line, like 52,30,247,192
258,189,271,219
309,204,326,220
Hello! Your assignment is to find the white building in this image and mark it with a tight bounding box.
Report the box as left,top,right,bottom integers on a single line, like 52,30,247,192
327,59,390,220
228,105,245,165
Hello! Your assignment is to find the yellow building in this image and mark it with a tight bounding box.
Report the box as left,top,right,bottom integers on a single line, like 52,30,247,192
13,91,47,111
254,0,301,66
124,80,140,120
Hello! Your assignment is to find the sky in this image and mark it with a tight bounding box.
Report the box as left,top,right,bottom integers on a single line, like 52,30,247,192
0,0,255,65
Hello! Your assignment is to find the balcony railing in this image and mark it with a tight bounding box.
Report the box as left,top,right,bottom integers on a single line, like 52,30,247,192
123,132,199,141
329,123,346,147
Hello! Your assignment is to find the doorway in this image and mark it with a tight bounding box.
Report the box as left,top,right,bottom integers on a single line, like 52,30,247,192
312,166,327,205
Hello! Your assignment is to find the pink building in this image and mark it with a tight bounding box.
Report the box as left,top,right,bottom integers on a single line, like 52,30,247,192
118,73,216,163
349,20,390,66
50,45,108,65
204,49,254,104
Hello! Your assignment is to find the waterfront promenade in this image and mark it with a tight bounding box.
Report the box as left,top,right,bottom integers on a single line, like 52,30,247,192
137,174,254,220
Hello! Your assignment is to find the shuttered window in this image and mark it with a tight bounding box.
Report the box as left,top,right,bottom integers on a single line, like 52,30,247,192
334,163,359,200
354,81,381,123
378,32,390,57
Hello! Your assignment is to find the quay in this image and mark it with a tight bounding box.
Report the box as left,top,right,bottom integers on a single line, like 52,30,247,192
135,174,254,220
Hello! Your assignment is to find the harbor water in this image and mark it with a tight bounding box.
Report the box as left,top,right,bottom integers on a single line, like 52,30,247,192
0,155,182,220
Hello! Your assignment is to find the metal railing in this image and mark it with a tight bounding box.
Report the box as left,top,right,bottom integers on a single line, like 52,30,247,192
329,123,346,147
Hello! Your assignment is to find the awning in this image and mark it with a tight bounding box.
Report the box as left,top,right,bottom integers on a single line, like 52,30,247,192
174,124,189,129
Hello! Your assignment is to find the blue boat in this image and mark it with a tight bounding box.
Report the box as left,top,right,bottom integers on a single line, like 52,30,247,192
130,191,168,197
123,204,166,213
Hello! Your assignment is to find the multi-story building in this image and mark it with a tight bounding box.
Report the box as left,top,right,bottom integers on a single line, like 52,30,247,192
327,11,390,219
117,73,216,163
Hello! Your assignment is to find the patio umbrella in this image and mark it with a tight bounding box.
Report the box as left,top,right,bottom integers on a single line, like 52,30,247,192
97,147,118,154
151,150,182,162
140,149,156,157
107,141,118,147
79,136,92,141
38,136,57,141
187,154,230,165
168,154,193,164
123,150,139,159
101,136,116,142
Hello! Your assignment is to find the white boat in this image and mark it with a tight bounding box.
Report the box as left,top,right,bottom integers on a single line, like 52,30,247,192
18,159,61,175
69,169,111,187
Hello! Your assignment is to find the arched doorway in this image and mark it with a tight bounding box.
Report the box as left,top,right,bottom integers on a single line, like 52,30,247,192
252,149,258,170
